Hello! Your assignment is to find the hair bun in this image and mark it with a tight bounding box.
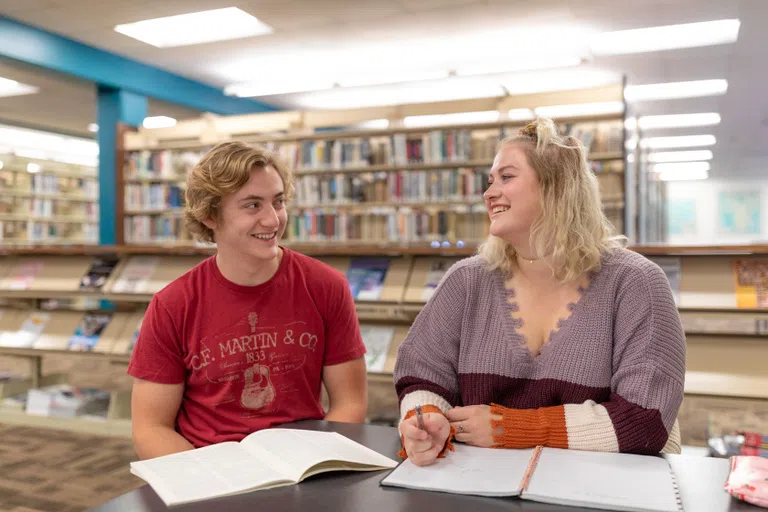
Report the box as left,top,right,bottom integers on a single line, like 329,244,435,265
519,122,538,139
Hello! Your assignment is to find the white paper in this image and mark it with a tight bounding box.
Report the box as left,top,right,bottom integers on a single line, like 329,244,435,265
0,312,50,348
381,444,531,497
524,448,680,512
112,256,159,293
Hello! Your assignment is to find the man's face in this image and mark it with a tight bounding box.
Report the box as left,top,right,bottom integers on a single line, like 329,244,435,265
207,165,288,262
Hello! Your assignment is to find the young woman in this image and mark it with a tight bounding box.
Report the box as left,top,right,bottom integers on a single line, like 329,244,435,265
395,118,685,466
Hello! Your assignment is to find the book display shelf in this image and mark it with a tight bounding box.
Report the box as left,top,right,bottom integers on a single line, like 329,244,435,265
0,244,767,439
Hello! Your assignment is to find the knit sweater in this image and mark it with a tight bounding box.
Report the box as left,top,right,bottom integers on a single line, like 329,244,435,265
394,248,686,455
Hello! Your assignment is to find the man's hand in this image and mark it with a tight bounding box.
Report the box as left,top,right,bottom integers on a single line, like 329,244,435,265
446,405,502,448
401,412,451,466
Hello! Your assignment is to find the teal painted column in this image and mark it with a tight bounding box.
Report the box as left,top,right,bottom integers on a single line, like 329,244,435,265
97,86,147,245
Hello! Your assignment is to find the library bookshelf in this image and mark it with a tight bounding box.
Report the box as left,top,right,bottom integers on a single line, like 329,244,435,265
0,244,767,438
0,154,99,246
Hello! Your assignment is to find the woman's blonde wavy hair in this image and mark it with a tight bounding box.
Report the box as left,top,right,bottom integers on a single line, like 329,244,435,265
477,117,625,282
185,141,295,244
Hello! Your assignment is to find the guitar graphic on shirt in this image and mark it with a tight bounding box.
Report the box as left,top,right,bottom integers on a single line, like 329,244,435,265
240,364,276,410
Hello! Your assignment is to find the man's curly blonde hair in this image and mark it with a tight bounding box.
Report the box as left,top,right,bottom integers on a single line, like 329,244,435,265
185,141,295,244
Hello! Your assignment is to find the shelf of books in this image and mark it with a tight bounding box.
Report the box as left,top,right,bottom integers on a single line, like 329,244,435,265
0,246,766,436
120,91,627,248
0,154,99,246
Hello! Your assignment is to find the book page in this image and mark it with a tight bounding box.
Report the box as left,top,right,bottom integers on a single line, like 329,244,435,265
130,442,293,507
380,444,531,497
242,429,397,483
523,448,680,512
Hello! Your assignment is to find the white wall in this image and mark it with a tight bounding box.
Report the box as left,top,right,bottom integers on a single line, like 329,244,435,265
665,177,768,245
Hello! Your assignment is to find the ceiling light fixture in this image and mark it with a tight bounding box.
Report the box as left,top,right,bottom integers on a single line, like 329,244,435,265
590,19,740,56
624,79,728,102
507,109,535,122
534,101,624,118
651,161,711,173
114,7,273,48
657,169,709,181
647,150,713,163
403,110,500,128
142,116,177,129
640,135,716,149
638,113,721,130
0,77,39,98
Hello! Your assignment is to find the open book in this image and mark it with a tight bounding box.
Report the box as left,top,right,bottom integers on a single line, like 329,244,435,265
381,445,682,512
131,428,397,507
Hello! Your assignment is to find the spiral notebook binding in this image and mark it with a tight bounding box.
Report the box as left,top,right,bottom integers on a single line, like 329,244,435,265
669,465,684,512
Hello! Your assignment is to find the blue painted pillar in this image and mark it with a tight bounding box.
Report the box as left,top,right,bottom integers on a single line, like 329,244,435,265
97,86,147,245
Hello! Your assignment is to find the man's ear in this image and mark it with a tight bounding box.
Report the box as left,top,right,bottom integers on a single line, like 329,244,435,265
202,217,217,231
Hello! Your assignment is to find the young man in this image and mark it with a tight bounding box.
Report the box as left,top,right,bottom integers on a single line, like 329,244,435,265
128,141,368,460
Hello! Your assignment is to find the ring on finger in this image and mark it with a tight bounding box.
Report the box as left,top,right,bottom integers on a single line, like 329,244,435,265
457,423,465,433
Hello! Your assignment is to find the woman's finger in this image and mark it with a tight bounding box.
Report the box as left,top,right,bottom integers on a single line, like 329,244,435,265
401,420,429,441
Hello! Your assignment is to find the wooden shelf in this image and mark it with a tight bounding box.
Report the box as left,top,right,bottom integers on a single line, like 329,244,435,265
1,165,97,180
0,214,98,224
684,371,768,400
124,176,186,184
0,190,98,202
631,245,768,256
0,346,131,364
126,112,625,150
0,409,132,437
2,243,768,258
291,199,485,211
124,207,184,216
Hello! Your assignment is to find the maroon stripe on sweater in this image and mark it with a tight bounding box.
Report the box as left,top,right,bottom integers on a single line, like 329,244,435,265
458,373,611,409
395,377,460,406
604,392,669,454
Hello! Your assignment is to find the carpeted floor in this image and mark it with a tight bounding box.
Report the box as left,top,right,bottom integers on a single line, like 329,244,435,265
0,424,143,512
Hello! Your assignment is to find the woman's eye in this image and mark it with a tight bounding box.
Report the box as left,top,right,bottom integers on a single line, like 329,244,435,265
501,175,513,182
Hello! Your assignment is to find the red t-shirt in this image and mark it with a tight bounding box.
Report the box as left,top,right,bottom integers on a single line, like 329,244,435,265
127,248,365,447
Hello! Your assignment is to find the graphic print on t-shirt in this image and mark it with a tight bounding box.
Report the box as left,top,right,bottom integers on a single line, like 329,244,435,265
188,311,321,418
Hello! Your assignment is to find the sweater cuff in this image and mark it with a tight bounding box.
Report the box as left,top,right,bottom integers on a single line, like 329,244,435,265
490,404,568,449
398,404,456,459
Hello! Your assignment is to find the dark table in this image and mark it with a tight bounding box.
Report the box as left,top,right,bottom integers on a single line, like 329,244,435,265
90,420,760,511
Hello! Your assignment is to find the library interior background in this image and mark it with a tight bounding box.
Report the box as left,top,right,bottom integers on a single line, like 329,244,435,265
0,0,767,510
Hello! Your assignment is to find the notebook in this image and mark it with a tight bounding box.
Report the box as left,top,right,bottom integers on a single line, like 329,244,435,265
381,445,682,512
130,428,398,507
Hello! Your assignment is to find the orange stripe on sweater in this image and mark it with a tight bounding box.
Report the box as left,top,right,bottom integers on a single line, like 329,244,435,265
490,404,568,449
398,404,456,459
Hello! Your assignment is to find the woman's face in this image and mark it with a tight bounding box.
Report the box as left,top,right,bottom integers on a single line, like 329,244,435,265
483,143,542,243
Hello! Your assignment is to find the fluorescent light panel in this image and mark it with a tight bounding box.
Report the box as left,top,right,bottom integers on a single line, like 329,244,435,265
142,116,177,129
0,76,39,98
590,19,740,56
338,70,447,88
507,109,535,121
657,169,709,181
640,135,716,149
625,79,728,101
114,7,273,48
651,161,710,173
87,123,99,133
454,56,582,77
647,150,713,163
225,79,336,98
535,101,624,118
638,113,721,130
403,110,500,128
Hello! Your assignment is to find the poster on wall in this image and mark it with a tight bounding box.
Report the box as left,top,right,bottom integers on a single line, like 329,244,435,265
718,190,761,235
666,198,697,235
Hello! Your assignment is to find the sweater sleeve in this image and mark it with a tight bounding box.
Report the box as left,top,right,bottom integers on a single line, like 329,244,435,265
394,263,467,422
490,258,686,455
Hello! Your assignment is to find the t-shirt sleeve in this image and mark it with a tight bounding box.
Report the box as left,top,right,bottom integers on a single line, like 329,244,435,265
320,267,366,366
127,296,187,384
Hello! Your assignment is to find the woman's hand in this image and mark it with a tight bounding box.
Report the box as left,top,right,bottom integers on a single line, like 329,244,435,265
400,412,451,466
446,405,502,448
